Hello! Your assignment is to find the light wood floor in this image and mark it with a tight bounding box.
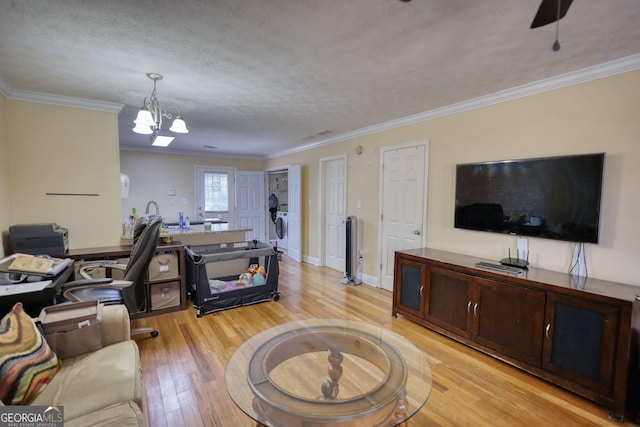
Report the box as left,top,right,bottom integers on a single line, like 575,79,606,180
132,255,634,426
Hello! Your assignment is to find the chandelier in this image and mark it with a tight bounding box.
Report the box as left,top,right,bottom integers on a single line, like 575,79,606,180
132,73,188,146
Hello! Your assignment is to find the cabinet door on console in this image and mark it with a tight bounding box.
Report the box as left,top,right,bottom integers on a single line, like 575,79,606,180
394,258,427,318
542,293,618,395
472,278,545,366
424,266,474,339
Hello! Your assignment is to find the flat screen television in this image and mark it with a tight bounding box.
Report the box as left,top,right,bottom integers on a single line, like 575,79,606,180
454,153,605,243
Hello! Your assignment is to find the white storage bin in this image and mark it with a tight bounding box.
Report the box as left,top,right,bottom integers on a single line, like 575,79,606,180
148,253,179,281
150,281,181,310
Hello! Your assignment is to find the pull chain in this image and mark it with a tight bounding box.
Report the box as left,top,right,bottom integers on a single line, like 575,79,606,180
553,0,562,51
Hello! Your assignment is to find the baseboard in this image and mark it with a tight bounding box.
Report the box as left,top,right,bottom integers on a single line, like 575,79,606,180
302,255,320,266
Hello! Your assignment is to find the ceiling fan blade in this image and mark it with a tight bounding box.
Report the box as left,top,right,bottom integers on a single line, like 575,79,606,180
530,0,574,28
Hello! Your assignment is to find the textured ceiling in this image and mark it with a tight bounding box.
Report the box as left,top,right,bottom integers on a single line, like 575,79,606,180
1,0,640,158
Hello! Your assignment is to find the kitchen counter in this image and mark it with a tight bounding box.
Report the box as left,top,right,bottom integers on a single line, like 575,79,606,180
121,223,252,246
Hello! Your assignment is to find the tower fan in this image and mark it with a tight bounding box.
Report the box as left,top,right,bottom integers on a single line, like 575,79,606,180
341,216,362,286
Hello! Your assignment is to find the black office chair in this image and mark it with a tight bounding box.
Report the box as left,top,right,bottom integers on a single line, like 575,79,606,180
62,216,162,338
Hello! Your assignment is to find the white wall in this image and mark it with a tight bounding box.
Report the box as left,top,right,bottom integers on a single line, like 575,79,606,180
119,151,263,224
3,70,639,287
265,70,640,286
5,100,122,249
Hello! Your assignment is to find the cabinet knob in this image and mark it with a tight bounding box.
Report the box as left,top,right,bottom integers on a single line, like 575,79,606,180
545,323,552,339
420,286,424,296
473,303,479,316
467,301,472,314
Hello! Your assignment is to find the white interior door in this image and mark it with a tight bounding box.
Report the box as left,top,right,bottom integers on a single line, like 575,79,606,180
379,143,428,291
195,166,236,223
236,171,265,242
323,157,346,271
287,164,302,262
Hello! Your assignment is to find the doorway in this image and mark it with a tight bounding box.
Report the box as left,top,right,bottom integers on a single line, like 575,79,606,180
195,166,236,223
379,142,429,292
265,165,302,263
267,171,289,251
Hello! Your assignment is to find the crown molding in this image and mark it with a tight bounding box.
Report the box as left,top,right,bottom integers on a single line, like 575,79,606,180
119,144,264,161
268,53,640,159
2,53,639,158
10,89,123,113
1,85,122,113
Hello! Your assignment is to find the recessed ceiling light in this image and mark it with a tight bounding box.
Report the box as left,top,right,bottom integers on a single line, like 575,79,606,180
152,135,175,147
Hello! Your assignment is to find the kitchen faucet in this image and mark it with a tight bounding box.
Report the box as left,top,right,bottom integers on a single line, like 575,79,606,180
145,200,160,216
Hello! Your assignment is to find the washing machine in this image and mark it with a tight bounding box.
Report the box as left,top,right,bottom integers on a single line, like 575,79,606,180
275,211,288,250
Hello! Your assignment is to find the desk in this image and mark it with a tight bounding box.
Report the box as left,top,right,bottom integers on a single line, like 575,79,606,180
0,263,74,316
226,318,432,426
66,243,187,319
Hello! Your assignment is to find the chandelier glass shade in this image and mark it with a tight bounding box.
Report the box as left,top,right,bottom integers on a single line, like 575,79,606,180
132,73,188,144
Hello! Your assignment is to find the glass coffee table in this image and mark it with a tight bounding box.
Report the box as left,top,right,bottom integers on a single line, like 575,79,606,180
226,318,432,426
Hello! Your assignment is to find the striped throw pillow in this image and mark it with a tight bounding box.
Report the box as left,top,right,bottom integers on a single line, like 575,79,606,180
0,302,61,405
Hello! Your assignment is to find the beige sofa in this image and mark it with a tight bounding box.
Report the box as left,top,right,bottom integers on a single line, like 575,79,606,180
31,304,147,427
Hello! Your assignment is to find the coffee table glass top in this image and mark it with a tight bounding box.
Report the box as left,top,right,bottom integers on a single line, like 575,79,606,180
226,318,432,426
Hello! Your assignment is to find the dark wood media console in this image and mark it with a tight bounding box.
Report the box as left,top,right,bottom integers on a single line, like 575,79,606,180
392,248,640,422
